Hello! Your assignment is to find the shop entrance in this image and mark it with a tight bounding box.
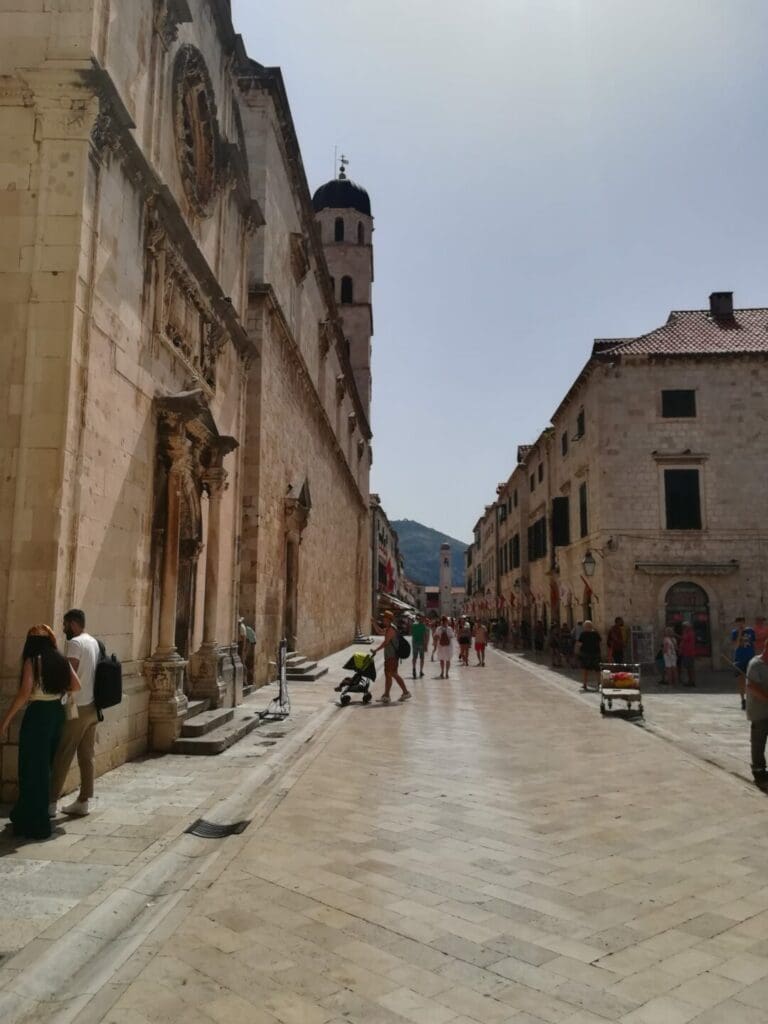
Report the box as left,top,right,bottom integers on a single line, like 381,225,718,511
665,581,711,656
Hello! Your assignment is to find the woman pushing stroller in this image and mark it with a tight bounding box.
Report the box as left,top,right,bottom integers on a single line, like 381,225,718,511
373,611,412,704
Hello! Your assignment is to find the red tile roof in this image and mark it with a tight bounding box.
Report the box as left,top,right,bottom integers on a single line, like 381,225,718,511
596,308,768,358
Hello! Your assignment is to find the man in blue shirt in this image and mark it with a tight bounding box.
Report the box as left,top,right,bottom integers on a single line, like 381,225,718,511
731,617,756,712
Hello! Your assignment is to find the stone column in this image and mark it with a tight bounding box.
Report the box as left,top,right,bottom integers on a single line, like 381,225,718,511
143,433,191,750
188,467,232,707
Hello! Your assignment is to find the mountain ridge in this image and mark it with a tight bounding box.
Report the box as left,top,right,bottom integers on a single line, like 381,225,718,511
392,519,468,587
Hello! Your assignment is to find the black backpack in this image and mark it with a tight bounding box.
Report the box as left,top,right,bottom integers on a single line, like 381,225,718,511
95,641,123,721
397,634,411,660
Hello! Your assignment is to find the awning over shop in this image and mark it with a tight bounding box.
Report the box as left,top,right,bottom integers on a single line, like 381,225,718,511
378,593,418,614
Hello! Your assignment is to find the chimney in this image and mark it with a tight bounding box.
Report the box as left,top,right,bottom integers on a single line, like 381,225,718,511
709,291,734,320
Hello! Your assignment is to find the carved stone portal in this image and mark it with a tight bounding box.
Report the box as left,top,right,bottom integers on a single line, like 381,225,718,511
143,391,239,746
283,480,312,650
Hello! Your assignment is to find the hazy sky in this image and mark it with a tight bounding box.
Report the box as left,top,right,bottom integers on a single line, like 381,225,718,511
232,0,768,542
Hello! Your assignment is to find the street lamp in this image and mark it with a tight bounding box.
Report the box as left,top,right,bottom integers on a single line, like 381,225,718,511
582,550,596,577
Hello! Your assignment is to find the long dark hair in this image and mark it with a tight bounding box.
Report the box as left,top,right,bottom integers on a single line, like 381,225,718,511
21,631,70,695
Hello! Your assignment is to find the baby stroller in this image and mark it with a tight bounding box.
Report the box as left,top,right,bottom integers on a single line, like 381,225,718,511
335,652,376,706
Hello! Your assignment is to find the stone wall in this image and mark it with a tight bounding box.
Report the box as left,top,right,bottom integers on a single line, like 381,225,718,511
0,0,255,797
239,77,370,683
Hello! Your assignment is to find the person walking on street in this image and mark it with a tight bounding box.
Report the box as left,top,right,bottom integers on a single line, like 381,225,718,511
430,619,439,661
746,637,768,788
678,621,696,687
436,616,455,679
661,626,678,687
577,620,601,691
548,623,563,667
50,609,102,816
457,620,472,665
411,615,428,679
607,617,626,663
732,617,756,711
474,621,489,666
373,611,411,704
0,626,80,840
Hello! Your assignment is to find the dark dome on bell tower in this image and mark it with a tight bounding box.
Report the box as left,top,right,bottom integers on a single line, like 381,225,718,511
312,162,371,216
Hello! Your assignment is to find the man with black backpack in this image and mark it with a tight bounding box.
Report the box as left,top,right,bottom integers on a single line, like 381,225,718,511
50,609,102,817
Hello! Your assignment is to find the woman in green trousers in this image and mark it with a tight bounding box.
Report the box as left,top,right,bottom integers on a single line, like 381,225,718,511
0,625,80,840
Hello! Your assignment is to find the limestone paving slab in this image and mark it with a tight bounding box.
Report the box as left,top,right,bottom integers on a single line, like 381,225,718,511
0,642,367,967
30,645,767,1024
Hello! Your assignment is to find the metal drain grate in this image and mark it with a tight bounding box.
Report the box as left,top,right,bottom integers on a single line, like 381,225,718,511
185,818,250,839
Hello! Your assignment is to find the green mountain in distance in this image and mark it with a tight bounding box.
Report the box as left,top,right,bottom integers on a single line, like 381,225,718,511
392,520,468,587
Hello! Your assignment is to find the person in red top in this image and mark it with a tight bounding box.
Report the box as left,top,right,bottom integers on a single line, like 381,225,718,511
678,621,696,687
754,617,768,654
607,617,626,663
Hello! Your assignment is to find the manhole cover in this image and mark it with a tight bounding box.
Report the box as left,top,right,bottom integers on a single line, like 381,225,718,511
185,818,250,839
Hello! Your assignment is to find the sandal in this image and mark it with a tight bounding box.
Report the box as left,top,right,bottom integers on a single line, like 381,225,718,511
378,694,391,703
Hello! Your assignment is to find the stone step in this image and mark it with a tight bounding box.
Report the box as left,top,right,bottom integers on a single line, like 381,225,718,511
182,699,211,721
241,683,256,699
286,656,311,670
286,666,328,682
180,707,235,737
171,710,261,755
287,660,318,674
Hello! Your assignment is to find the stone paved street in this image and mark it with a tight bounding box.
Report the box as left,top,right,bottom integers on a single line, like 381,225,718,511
15,644,766,1024
502,651,754,785
0,643,360,967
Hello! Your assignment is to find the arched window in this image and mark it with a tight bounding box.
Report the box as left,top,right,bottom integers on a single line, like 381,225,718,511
334,217,344,242
341,276,353,303
357,221,364,245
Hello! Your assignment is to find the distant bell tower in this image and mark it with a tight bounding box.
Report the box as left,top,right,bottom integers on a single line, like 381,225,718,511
439,543,452,617
312,157,374,415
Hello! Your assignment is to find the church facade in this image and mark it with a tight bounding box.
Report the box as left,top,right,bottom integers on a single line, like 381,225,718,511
0,1,373,798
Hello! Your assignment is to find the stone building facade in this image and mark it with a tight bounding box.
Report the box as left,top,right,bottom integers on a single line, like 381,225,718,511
0,1,372,797
236,67,371,684
466,293,768,664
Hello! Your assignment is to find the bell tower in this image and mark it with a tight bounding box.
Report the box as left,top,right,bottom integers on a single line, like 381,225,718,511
312,158,374,415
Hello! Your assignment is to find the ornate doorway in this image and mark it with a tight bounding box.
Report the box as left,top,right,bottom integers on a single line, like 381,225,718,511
665,581,711,656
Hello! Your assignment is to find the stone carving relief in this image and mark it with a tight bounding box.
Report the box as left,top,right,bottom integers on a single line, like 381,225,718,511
146,207,228,390
290,233,310,283
154,0,192,50
318,320,332,358
172,45,223,217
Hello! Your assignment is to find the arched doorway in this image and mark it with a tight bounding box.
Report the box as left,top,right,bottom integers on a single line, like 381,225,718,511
665,581,711,656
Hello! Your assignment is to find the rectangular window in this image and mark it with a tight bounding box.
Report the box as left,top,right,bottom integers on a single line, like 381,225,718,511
530,473,535,492
561,431,568,456
527,517,548,561
512,533,520,568
513,490,518,508
538,463,544,483
579,482,588,538
662,389,696,418
551,496,570,547
664,469,701,529
576,409,585,438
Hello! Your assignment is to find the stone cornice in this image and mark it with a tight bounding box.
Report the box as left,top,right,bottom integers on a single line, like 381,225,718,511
84,62,261,363
635,561,739,576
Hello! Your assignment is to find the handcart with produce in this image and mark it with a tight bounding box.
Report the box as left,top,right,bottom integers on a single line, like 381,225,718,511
599,662,643,717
